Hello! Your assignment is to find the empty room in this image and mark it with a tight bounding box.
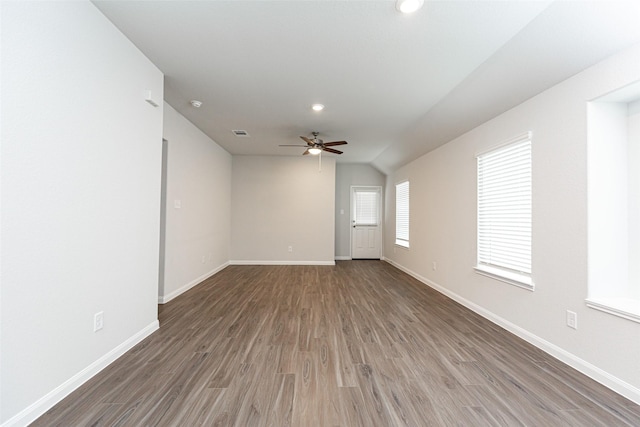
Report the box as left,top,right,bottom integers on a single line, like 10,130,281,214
2,0,640,426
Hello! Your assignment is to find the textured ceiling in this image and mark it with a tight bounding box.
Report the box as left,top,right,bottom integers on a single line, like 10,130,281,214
93,0,640,174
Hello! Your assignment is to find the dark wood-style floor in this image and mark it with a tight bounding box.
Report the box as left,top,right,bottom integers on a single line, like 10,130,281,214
33,261,640,426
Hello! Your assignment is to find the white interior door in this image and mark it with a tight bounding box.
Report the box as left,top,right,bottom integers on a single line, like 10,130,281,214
351,186,382,259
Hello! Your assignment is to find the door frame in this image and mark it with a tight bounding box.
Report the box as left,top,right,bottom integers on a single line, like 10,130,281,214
350,185,383,259
158,138,168,301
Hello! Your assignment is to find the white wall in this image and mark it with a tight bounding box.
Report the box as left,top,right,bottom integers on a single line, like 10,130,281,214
1,1,164,424
384,43,640,403
335,164,385,259
161,103,232,303
230,156,335,264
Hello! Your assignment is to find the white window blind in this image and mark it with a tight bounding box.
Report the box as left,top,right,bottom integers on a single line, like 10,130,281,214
396,181,409,247
477,135,532,284
354,190,379,226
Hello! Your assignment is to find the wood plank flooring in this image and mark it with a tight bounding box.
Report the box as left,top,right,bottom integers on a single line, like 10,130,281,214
33,261,640,426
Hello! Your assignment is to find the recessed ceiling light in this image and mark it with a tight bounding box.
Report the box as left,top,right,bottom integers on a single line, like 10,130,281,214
312,104,325,112
190,100,203,108
396,0,424,14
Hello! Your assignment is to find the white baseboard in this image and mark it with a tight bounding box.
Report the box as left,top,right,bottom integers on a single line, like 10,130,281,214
158,262,229,304
383,258,640,406
335,256,352,261
229,260,335,266
2,321,159,427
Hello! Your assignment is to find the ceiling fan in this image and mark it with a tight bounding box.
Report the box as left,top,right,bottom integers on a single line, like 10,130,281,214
279,131,348,155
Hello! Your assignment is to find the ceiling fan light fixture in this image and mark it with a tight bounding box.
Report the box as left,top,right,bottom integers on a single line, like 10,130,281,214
396,0,424,13
308,147,322,155
311,103,325,112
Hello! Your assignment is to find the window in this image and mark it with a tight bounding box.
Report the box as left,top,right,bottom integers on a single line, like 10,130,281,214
586,83,640,323
395,181,409,248
476,133,533,290
354,189,379,226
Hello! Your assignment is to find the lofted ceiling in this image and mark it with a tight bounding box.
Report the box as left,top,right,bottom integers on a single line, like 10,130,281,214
93,0,640,174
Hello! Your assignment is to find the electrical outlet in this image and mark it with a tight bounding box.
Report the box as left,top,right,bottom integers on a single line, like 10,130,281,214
201,255,206,264
94,311,104,332
566,310,577,329
432,261,437,271
288,246,293,252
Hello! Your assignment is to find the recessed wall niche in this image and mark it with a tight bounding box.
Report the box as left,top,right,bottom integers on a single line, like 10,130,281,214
586,80,640,322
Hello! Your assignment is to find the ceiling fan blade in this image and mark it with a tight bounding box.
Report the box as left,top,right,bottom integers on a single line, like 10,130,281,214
300,136,314,146
302,149,311,155
323,141,347,146
279,144,308,147
322,147,343,155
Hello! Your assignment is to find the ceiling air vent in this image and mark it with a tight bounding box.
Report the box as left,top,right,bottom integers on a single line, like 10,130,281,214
232,130,250,137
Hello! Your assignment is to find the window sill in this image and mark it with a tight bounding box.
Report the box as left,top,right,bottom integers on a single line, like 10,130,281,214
585,298,640,324
395,241,409,249
474,265,534,291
